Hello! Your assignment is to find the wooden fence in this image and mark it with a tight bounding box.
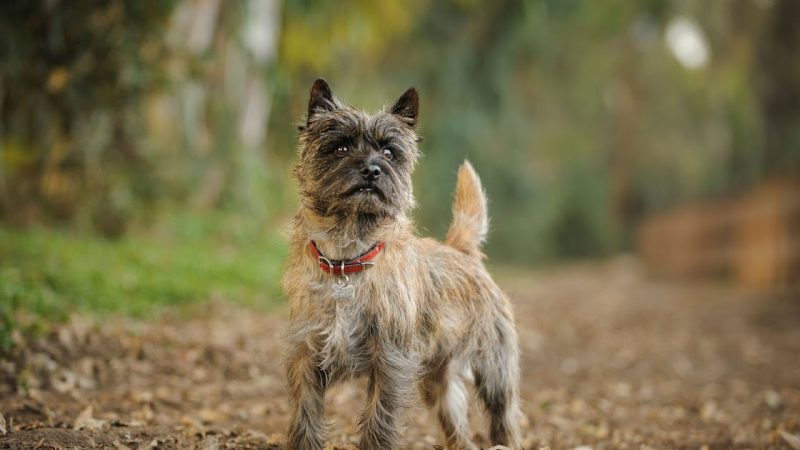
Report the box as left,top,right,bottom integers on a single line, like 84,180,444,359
637,176,800,292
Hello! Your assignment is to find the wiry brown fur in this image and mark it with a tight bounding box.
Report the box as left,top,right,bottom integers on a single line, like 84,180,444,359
282,79,521,450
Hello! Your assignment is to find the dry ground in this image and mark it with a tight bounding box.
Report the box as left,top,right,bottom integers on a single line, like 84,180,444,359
1,259,799,449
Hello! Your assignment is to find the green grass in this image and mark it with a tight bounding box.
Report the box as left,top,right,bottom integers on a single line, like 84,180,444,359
0,213,287,350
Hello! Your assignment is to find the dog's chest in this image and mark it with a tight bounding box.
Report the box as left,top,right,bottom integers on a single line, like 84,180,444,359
311,280,373,373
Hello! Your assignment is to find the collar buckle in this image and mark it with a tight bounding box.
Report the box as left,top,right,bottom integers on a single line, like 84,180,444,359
318,255,333,272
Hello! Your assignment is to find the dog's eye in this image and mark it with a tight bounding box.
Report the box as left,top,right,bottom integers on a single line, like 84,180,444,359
334,146,349,157
382,148,394,160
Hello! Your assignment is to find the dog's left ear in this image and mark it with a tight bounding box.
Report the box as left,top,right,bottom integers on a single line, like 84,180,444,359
390,87,418,127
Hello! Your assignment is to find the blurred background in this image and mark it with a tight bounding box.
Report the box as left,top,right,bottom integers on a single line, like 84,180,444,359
1,0,799,345
1,2,800,447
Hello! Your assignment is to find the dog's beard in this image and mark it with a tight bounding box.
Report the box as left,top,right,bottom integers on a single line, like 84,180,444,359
302,170,407,219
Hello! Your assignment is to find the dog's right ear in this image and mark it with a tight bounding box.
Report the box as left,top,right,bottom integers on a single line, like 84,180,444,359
307,79,335,125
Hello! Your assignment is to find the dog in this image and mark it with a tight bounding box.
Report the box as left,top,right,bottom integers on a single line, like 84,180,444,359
282,79,521,450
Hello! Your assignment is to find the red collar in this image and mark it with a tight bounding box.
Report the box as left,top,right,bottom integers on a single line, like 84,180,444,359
308,241,385,276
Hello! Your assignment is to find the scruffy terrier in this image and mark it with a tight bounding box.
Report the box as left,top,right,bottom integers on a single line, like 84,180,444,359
282,79,521,450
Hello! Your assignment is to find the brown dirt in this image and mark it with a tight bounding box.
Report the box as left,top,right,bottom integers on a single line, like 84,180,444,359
1,259,799,449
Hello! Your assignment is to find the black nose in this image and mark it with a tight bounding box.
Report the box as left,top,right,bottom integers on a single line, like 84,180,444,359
360,164,382,181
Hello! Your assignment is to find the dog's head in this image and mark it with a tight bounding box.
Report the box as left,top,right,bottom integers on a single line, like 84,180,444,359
294,79,420,222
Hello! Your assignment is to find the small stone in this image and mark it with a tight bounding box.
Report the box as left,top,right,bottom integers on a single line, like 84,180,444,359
764,389,781,409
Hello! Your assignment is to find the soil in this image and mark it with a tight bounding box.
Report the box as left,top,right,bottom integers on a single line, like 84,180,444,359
1,259,799,449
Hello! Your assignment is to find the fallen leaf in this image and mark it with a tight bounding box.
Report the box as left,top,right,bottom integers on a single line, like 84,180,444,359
700,400,720,422
111,419,146,428
264,433,284,445
764,390,781,409
200,435,219,450
132,405,154,422
781,431,800,450
198,407,224,423
131,390,153,403
73,405,107,431
137,439,160,450
113,441,132,450
0,411,7,435
50,370,77,393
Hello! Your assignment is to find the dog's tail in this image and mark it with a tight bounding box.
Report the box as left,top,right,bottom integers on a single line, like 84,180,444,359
445,160,489,258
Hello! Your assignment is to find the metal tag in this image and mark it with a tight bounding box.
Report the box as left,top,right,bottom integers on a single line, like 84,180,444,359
331,282,355,301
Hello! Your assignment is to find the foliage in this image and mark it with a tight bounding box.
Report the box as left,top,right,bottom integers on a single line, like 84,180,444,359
0,0,177,231
3,0,798,262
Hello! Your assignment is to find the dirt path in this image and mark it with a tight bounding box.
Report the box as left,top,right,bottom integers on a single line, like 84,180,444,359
1,259,799,449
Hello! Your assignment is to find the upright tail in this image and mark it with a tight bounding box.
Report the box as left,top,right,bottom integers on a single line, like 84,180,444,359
445,161,489,258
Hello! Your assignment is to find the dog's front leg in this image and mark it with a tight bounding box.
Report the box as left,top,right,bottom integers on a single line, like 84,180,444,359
358,347,416,450
285,344,328,450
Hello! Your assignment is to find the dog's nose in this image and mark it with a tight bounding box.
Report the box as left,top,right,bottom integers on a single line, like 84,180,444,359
360,164,382,181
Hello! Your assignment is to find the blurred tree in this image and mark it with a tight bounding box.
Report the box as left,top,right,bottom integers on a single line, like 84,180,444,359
755,0,800,174
0,0,176,234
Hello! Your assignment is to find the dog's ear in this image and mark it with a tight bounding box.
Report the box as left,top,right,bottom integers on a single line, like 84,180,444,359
390,87,418,127
307,78,336,125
